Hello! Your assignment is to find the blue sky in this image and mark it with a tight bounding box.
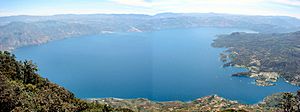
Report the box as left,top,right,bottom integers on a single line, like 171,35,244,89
0,0,299,18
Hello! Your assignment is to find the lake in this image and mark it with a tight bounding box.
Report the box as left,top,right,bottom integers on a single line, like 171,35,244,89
13,28,300,104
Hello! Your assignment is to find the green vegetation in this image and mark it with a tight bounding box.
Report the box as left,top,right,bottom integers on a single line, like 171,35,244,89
261,91,300,112
212,31,300,86
0,51,132,112
0,51,88,111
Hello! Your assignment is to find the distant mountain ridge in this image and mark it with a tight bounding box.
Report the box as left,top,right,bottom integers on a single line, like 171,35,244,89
1,13,300,51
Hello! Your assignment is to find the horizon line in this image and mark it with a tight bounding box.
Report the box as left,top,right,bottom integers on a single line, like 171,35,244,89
1,12,299,19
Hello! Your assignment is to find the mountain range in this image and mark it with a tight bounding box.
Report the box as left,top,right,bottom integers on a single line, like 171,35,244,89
1,13,300,51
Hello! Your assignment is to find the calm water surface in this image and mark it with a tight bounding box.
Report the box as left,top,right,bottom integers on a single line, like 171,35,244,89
14,28,300,104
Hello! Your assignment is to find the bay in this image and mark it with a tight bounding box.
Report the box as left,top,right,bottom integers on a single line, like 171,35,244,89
13,28,300,104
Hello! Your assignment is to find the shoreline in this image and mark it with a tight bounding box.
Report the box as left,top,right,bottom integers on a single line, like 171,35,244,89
83,94,279,111
231,63,298,86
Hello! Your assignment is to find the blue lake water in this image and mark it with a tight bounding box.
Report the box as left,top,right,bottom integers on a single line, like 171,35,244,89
13,28,300,104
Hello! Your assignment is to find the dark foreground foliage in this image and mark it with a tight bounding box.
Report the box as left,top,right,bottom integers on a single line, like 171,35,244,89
261,91,300,112
0,51,87,111
0,51,132,112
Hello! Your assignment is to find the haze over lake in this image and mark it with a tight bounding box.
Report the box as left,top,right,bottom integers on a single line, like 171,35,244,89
14,28,300,104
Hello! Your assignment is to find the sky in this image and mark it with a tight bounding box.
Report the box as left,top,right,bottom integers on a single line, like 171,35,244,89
0,0,299,18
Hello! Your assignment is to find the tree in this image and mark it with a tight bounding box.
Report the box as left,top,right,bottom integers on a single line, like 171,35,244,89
0,52,89,111
280,93,297,112
23,60,38,84
0,73,17,112
296,90,300,111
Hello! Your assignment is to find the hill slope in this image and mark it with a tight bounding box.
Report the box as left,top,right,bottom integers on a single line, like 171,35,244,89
0,51,133,112
0,51,87,111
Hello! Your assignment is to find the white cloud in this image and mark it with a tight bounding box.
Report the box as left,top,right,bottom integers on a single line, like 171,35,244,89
1,0,299,18
270,0,300,6
108,0,300,18
110,0,152,7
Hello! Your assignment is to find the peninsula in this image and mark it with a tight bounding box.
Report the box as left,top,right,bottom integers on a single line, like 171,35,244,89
212,31,300,86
